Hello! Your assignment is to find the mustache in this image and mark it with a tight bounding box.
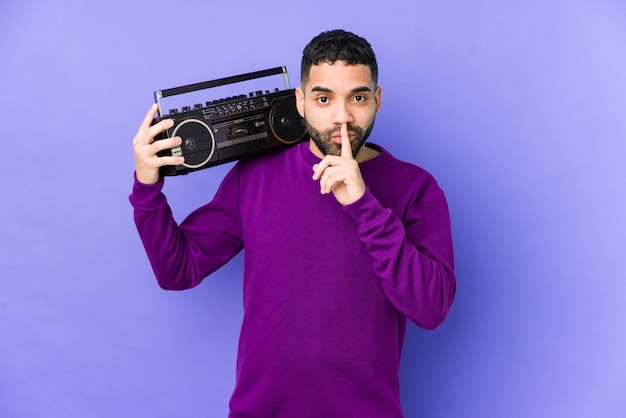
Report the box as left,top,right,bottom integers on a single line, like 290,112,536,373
330,124,363,136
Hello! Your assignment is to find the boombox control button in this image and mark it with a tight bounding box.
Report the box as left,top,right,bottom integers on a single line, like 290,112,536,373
184,138,196,151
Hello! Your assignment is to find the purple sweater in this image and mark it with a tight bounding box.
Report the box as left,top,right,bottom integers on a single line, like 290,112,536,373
130,142,455,417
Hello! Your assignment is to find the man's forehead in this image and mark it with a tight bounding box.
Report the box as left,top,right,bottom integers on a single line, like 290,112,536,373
305,62,374,90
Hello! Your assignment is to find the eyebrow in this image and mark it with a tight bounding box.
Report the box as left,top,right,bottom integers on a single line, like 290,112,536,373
310,86,373,94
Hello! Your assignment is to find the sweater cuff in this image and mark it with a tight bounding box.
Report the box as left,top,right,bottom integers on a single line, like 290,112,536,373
129,172,166,210
342,187,386,224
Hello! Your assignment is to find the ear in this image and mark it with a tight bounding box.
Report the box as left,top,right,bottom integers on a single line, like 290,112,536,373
374,86,382,114
295,87,305,118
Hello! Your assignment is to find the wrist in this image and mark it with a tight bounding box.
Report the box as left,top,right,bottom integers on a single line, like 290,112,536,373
135,169,160,185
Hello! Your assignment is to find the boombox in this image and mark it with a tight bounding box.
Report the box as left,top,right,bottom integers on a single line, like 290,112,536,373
152,66,307,176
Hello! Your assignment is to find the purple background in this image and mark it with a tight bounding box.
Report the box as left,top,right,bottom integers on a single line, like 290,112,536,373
2,1,625,417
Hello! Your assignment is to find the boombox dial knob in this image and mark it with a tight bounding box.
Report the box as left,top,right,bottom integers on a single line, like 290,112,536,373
171,119,216,169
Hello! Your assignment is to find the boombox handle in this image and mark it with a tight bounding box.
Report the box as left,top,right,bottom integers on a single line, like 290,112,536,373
154,66,290,116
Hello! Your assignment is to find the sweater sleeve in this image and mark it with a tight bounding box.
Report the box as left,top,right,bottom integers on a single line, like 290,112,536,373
129,166,244,290
343,186,456,330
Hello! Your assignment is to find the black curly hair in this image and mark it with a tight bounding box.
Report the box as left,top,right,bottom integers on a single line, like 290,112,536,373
300,29,378,87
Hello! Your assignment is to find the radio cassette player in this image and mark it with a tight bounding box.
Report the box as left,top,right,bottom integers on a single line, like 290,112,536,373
152,66,307,176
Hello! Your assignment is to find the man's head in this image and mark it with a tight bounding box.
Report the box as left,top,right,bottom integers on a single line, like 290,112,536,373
297,30,381,160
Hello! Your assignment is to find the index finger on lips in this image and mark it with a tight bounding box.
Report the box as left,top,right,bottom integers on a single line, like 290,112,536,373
340,123,352,159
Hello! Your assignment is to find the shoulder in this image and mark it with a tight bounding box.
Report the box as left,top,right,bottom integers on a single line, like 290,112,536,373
361,144,450,220
362,144,441,192
237,142,306,173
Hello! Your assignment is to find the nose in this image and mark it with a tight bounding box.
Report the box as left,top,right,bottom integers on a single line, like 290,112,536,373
332,99,354,125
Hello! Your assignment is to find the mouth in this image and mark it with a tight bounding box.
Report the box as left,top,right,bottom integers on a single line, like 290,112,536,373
331,132,355,144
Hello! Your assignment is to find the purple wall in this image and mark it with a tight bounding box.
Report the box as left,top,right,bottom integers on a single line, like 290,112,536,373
2,1,625,416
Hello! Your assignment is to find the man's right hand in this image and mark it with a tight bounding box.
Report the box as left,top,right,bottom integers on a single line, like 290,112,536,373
132,103,185,184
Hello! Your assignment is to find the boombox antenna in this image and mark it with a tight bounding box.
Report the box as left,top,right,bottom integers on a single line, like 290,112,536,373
281,66,290,89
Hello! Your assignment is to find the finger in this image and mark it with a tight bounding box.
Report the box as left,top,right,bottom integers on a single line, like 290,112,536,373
134,104,163,146
312,154,350,180
312,162,324,180
316,163,335,192
340,123,352,159
319,167,337,194
312,157,335,180
322,164,350,187
141,103,160,128
135,104,159,137
146,118,174,140
137,137,184,167
158,155,185,167
152,135,182,154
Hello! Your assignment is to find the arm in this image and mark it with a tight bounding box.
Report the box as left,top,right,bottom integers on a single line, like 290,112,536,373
343,186,456,330
130,169,244,290
130,105,243,289
312,124,455,329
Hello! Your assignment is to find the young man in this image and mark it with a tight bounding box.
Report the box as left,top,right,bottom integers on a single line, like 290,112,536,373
131,29,455,418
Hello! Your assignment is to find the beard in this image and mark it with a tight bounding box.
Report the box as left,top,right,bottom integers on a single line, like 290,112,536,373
305,118,375,158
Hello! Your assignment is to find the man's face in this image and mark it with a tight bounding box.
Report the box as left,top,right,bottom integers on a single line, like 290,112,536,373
296,61,382,160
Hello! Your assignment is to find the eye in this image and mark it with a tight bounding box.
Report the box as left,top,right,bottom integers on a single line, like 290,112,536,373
316,96,329,104
353,95,367,103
